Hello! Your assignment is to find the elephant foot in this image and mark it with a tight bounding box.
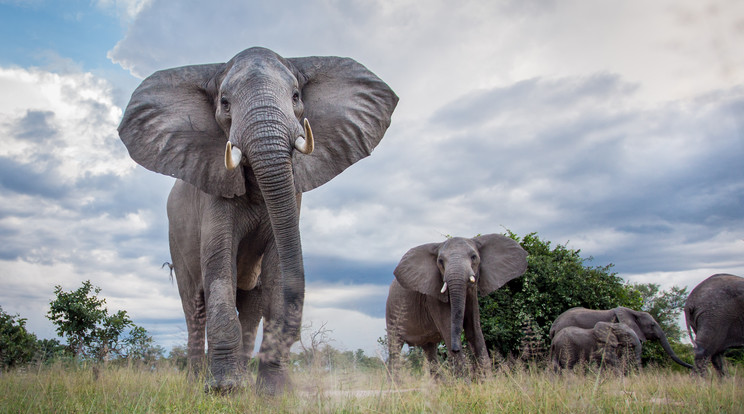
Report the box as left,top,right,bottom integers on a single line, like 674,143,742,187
205,346,246,394
256,360,290,395
205,375,243,394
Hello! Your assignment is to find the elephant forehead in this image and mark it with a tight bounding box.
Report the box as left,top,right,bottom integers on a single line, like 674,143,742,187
223,55,296,91
440,238,477,256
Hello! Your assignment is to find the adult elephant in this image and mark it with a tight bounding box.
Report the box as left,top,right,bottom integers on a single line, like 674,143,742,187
551,321,642,372
685,273,744,376
549,306,692,369
386,234,527,377
118,47,398,393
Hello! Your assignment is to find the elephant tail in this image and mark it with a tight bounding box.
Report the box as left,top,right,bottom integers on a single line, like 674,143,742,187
162,261,175,282
684,305,696,349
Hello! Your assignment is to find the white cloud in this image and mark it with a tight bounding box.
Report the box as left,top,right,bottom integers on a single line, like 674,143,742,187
95,0,151,23
0,66,133,182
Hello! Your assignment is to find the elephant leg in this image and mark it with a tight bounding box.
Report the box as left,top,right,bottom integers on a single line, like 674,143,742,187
711,352,726,377
464,292,491,377
236,286,263,370
422,343,440,378
169,232,206,378
385,331,403,380
201,213,243,392
254,242,290,394
186,292,207,377
693,344,711,376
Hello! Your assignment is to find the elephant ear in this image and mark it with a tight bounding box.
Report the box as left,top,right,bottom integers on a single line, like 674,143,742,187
288,56,398,192
473,234,528,296
593,322,619,348
118,64,246,198
611,323,640,346
393,242,448,302
613,307,647,342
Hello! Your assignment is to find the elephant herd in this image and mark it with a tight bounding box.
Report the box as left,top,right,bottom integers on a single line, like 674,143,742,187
117,47,743,394
388,260,744,378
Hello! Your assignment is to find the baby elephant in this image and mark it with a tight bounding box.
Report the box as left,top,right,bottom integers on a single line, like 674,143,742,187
551,321,642,372
386,234,527,377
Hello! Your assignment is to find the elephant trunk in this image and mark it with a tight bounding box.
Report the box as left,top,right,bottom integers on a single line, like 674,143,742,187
448,281,466,353
656,327,693,369
240,107,305,359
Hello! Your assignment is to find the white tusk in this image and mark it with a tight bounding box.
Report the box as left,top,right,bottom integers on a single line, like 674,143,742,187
470,275,476,283
225,141,242,170
440,282,448,294
294,118,315,155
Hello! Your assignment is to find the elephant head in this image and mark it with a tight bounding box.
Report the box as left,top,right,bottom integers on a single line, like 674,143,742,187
612,307,691,368
593,321,642,368
393,234,527,355
118,47,398,385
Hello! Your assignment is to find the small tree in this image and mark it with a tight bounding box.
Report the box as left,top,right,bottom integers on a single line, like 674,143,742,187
35,338,67,364
168,344,188,370
47,280,142,362
0,307,38,370
122,325,164,363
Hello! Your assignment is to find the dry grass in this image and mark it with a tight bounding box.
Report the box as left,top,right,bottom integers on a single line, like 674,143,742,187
1,360,742,413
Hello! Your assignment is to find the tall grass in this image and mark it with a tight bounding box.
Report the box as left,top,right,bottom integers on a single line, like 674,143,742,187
1,360,742,413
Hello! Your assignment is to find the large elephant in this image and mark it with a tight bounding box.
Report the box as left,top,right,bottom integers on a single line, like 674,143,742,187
684,273,744,376
118,47,398,393
385,234,528,377
551,321,642,372
549,306,692,369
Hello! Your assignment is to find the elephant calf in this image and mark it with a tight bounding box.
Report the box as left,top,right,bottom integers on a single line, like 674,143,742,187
551,321,642,372
385,234,527,377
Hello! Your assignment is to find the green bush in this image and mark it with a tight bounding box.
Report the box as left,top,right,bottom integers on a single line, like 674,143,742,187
0,306,38,370
479,231,640,359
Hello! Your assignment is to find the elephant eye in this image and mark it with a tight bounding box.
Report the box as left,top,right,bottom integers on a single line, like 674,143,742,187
220,97,230,112
471,254,478,262
437,258,444,267
292,91,300,104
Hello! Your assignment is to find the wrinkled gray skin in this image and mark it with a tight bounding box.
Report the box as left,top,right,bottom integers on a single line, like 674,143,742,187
118,47,397,394
386,234,528,377
551,321,642,372
549,306,692,369
685,273,744,376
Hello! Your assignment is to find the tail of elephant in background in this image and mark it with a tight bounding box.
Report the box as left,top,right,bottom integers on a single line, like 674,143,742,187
684,306,698,350
162,261,175,283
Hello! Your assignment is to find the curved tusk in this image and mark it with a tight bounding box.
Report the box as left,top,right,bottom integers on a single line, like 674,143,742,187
469,275,476,283
294,118,315,155
225,141,242,170
440,282,448,294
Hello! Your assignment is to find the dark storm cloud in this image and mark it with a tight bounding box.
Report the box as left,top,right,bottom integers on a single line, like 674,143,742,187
0,155,67,198
431,73,637,129
108,0,385,78
304,255,396,286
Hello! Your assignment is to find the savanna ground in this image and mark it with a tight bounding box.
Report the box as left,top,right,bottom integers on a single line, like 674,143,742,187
1,360,742,413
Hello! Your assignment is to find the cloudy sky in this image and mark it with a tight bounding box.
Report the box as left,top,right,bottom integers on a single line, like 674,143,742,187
0,0,742,357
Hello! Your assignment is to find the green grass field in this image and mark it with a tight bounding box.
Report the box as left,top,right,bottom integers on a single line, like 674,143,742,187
2,361,742,413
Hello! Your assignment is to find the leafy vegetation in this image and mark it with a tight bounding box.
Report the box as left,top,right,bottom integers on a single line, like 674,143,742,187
46,280,162,363
479,231,641,359
0,306,39,370
476,231,705,370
